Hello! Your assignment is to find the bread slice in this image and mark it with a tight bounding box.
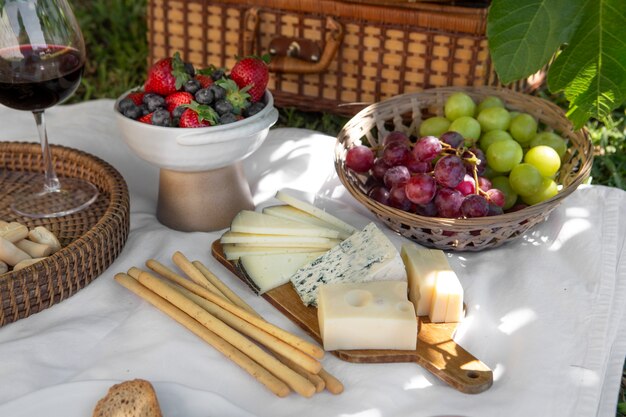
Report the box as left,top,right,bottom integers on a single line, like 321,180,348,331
92,379,163,417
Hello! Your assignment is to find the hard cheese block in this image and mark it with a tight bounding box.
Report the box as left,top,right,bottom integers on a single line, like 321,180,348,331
401,243,463,322
220,231,340,248
238,251,324,294
222,244,324,261
230,210,340,238
291,222,407,307
263,205,341,231
317,281,417,351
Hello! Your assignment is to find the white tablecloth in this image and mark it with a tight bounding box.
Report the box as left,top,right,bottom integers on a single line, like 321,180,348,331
1,100,625,417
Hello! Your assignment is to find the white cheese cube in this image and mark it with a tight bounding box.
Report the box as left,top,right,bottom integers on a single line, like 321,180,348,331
230,210,340,238
238,252,324,294
429,271,464,323
401,243,459,316
317,281,417,351
290,223,407,306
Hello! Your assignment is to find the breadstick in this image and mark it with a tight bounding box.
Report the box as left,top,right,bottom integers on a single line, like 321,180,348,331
0,237,31,266
0,222,28,243
171,252,228,300
148,261,324,360
147,259,229,302
114,273,290,397
192,259,257,315
15,239,52,258
172,283,322,374
318,368,344,395
13,257,45,271
136,270,316,398
28,226,61,253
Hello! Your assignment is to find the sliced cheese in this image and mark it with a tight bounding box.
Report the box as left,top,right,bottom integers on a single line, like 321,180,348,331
290,223,406,307
230,210,340,239
222,244,326,261
238,252,324,294
275,190,357,239
220,231,341,248
317,281,417,351
263,205,341,231
428,270,464,323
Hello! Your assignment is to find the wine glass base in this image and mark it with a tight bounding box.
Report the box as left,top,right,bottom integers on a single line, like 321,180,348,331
11,177,99,219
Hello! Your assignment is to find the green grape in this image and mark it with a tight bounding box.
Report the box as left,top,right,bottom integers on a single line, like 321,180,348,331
481,165,506,180
449,116,481,146
524,145,561,177
477,107,511,132
530,131,568,160
476,96,505,114
479,130,514,153
486,139,523,173
419,116,451,137
509,113,538,145
509,163,543,196
491,175,518,210
521,177,559,205
444,92,476,121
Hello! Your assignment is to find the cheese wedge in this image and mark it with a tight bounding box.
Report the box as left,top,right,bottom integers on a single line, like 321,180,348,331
401,243,463,321
230,210,340,238
317,281,417,351
290,223,406,306
222,244,326,261
238,252,324,294
263,205,341,231
275,191,357,239
220,231,341,248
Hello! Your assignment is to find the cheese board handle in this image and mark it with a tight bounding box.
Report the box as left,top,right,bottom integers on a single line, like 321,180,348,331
415,320,493,394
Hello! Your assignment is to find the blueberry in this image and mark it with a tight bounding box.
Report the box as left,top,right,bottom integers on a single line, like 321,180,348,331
211,68,225,81
184,62,195,77
172,105,187,118
183,78,201,95
151,109,171,127
118,97,136,113
139,104,150,116
208,84,226,101
143,93,166,112
219,113,238,124
195,88,214,105
172,117,180,127
214,99,233,116
243,101,266,117
122,103,142,120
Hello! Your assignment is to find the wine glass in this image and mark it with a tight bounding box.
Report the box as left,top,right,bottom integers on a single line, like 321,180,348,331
0,0,98,218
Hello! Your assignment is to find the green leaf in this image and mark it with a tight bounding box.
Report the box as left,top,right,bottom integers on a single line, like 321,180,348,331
547,0,626,129
487,0,585,84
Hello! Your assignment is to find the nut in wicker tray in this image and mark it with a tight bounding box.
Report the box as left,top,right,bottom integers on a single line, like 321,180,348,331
334,87,593,251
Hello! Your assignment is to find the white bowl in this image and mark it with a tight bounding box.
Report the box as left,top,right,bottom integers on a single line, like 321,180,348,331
114,89,279,172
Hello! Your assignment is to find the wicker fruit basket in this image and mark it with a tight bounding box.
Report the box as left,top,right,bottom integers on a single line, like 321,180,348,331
0,142,130,326
334,86,594,251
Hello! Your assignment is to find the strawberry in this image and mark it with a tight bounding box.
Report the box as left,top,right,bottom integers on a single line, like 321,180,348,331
179,101,219,128
229,56,270,102
195,74,213,89
144,52,191,96
165,91,193,113
127,91,145,105
138,112,153,124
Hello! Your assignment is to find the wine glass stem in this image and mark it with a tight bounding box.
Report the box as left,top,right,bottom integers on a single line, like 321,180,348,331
33,110,61,192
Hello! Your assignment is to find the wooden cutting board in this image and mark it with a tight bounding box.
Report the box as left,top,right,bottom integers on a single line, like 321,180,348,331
212,240,492,394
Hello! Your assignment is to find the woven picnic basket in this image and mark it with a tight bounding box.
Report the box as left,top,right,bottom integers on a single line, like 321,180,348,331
0,143,130,326
334,86,594,251
147,0,540,116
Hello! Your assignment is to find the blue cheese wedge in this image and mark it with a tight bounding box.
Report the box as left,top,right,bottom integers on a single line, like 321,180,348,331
290,223,407,306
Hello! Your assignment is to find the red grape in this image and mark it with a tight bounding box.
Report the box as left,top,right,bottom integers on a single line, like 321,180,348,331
477,176,492,192
460,194,489,218
434,188,464,218
345,145,374,173
434,155,466,188
485,188,505,207
405,173,437,205
371,157,390,181
368,185,390,205
464,147,486,175
382,142,410,166
412,136,442,162
383,131,411,147
415,200,438,217
405,153,431,173
455,174,476,196
383,165,411,189
487,202,504,216
389,185,412,210
439,131,465,148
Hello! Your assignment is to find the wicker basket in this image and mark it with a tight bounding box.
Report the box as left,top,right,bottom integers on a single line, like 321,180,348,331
0,143,130,326
334,86,594,251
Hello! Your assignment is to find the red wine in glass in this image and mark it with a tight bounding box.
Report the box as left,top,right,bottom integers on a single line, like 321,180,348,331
0,0,99,218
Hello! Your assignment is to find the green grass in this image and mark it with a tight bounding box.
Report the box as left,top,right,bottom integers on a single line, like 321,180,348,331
70,2,626,412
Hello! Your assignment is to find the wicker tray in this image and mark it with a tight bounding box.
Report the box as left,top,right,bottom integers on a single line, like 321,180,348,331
335,86,594,251
0,142,130,326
